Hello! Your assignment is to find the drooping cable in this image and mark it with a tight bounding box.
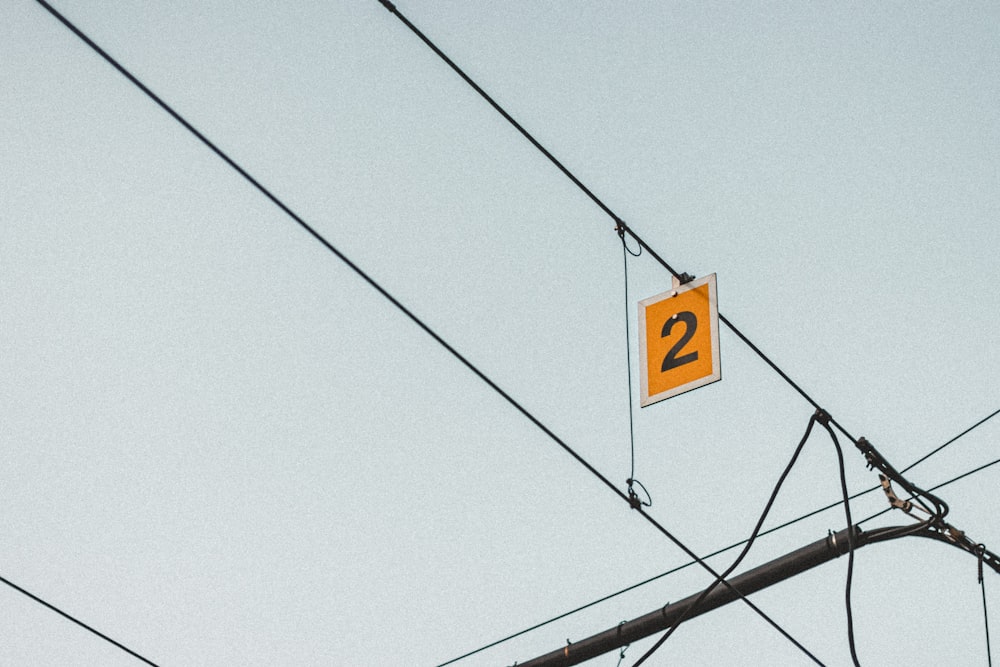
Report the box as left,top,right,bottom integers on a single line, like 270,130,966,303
815,416,861,667
0,574,159,666
985,578,994,667
437,413,999,665
981,544,994,667
36,1,817,663
631,412,825,666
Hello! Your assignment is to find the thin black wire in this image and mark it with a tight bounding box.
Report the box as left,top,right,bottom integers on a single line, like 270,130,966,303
982,550,994,667
36,1,816,663
902,408,1000,474
376,0,625,227
0,574,159,666
438,413,999,665
622,233,637,484
632,413,824,666
816,418,861,667
621,231,649,507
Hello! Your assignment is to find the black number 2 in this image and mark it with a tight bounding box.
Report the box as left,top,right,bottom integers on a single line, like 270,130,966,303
661,311,699,372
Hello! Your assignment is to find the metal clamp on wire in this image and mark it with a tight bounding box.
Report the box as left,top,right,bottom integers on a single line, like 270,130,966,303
626,478,652,510
879,474,913,513
855,437,880,471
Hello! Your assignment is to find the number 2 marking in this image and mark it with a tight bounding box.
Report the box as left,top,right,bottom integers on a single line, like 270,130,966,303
661,311,699,372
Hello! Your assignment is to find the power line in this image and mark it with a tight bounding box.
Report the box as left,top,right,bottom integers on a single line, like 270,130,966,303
371,3,1000,661
377,0,862,449
632,411,860,666
34,0,816,662
0,574,159,666
438,410,999,664
633,412,826,665
902,407,1000,474
34,2,996,665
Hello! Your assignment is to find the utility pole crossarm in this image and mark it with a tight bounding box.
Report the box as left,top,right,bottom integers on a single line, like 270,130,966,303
515,526,865,667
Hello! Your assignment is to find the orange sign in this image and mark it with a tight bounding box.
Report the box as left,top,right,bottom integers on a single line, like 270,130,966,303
638,274,720,407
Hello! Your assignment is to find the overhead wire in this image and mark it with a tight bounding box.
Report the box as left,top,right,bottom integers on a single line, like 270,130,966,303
902,407,1000,474
632,410,861,667
35,1,818,664
369,5,868,662
438,410,999,664
32,1,997,664
376,0,1000,653
374,0,1000,658
631,413,823,665
0,574,159,666
374,1,850,449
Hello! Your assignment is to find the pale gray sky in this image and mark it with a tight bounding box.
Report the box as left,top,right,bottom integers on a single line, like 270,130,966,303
3,2,999,665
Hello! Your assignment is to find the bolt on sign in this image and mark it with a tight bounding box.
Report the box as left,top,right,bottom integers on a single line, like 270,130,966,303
638,273,720,407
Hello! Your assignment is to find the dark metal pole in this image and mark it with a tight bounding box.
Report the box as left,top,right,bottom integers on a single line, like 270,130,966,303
517,526,866,667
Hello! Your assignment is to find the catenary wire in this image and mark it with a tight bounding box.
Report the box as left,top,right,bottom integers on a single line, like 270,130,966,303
35,1,819,663
376,0,859,449
0,574,159,666
438,412,999,665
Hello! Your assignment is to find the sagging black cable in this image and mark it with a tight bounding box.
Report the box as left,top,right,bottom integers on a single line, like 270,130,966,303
631,413,824,666
815,415,861,667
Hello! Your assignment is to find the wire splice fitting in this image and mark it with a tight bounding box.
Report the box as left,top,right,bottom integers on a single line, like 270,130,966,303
626,478,652,510
814,408,832,426
626,478,641,510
